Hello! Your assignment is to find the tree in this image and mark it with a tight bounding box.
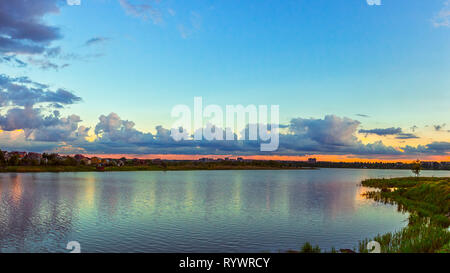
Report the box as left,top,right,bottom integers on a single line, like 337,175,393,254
411,159,421,177
0,149,5,166
9,154,20,166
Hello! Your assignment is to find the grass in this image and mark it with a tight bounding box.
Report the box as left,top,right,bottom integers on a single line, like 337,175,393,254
359,177,450,253
361,177,450,227
289,176,449,253
358,216,450,253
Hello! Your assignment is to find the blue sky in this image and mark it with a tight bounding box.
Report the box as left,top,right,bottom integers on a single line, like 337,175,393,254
0,0,449,158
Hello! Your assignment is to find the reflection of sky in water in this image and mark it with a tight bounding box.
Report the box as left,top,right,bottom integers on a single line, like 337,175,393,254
0,169,448,253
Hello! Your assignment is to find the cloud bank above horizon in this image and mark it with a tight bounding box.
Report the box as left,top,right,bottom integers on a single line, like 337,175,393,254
0,0,449,160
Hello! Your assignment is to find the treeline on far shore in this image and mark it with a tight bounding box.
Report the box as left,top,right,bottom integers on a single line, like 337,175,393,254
0,149,449,171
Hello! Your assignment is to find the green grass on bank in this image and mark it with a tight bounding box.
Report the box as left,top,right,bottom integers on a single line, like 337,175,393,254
291,177,450,253
359,177,450,253
361,177,450,227
358,215,450,253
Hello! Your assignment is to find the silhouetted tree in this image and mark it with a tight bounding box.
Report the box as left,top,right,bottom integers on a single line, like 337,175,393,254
411,159,421,177
0,150,5,166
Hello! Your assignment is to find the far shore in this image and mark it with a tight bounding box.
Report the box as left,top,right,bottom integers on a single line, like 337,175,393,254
0,165,318,173
2,165,450,173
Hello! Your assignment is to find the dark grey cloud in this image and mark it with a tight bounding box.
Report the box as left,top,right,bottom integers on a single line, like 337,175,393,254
94,112,154,145
1,108,448,157
359,127,419,140
85,37,110,47
27,57,69,71
0,107,85,143
0,73,84,143
290,115,361,146
0,107,59,132
396,133,419,139
433,123,446,131
0,74,81,107
403,142,450,155
31,114,86,142
0,0,62,55
356,114,370,118
77,114,406,156
359,127,402,136
0,55,27,67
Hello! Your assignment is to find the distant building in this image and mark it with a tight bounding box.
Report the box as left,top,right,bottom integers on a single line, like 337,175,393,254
81,158,91,165
152,159,162,164
308,158,317,164
74,154,85,161
11,151,27,158
199,158,214,162
91,157,100,165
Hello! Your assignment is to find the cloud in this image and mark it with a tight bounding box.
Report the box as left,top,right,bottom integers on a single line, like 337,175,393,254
168,8,176,16
0,108,85,144
0,107,447,157
0,55,27,67
366,0,381,6
30,114,85,142
432,0,450,27
118,0,163,24
290,115,361,146
403,142,450,155
356,114,370,118
78,114,406,156
359,127,402,136
178,11,203,39
359,127,419,140
395,133,419,139
27,57,69,71
94,112,154,144
0,74,84,143
0,1,81,70
0,74,81,107
0,107,59,132
433,123,446,131
85,37,110,47
0,0,62,55
67,0,81,6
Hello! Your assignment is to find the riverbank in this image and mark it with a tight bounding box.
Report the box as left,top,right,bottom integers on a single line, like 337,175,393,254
0,165,316,173
358,177,450,253
293,177,450,253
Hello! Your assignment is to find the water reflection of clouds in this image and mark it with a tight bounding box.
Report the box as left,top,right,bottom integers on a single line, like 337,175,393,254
0,174,76,252
0,169,420,252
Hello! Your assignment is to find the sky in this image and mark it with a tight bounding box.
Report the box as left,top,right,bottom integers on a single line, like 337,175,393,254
0,0,449,161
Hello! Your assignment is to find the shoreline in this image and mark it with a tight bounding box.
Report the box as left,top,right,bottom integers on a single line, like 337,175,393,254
291,176,450,253
0,165,318,173
1,166,450,174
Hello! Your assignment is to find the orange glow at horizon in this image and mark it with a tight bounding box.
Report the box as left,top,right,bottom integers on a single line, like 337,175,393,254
81,153,450,163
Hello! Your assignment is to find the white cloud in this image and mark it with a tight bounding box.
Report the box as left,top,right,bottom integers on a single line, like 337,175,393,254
366,0,381,6
433,1,450,27
67,0,81,6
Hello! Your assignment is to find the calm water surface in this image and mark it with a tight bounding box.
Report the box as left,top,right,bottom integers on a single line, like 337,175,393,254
0,169,448,253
